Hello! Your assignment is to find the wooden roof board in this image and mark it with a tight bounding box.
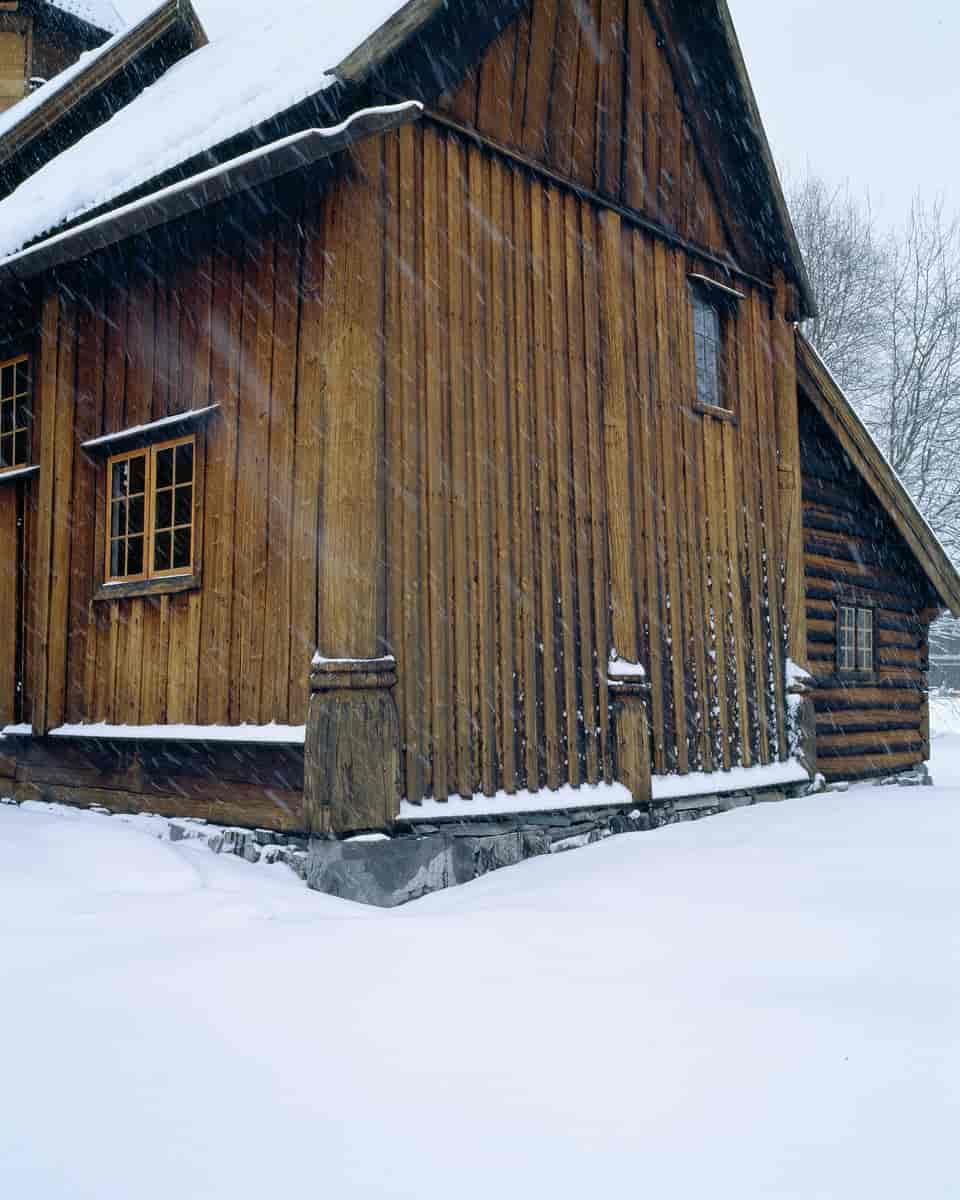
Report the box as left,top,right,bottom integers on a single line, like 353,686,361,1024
797,332,960,618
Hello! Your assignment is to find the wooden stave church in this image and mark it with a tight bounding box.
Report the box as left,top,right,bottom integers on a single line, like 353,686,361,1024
0,0,956,834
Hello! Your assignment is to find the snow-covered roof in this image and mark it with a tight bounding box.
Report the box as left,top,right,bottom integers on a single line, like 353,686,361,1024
0,10,133,146
45,0,125,35
0,0,408,261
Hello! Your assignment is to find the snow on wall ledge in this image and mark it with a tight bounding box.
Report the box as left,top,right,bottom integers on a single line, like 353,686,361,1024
651,760,810,802
46,722,306,744
400,760,810,821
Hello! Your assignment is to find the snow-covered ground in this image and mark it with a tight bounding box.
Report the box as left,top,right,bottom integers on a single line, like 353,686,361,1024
2,741,958,1198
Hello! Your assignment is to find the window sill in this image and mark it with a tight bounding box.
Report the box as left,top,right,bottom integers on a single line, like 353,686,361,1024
0,464,38,484
693,402,737,424
94,573,201,602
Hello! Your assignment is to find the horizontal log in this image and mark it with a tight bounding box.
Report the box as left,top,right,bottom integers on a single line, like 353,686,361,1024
805,553,927,597
813,686,924,708
12,777,306,832
818,750,926,779
816,708,921,732
805,577,926,614
817,728,924,752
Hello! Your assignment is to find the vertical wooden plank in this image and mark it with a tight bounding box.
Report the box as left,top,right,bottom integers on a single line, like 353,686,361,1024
489,157,518,793
46,292,76,731
231,196,274,723
529,182,561,789
735,291,769,763
582,209,613,781
0,486,17,727
422,130,450,800
398,126,427,802
633,234,666,772
31,288,60,735
521,0,558,161
599,211,637,660
445,135,474,797
565,193,599,783
70,286,104,725
512,167,542,791
198,216,243,725
261,199,298,722
547,186,579,785
652,238,687,772
464,143,496,796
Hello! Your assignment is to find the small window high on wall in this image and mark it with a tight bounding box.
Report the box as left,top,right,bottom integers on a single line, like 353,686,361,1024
693,292,722,410
0,354,31,473
106,436,195,584
838,604,874,674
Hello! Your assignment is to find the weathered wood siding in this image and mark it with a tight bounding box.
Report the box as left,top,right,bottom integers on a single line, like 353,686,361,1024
22,122,797,810
0,23,28,113
382,121,793,803
436,0,737,263
799,396,935,780
26,171,354,736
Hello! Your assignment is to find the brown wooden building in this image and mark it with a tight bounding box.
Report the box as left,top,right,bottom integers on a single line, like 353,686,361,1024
0,0,957,834
0,1,121,114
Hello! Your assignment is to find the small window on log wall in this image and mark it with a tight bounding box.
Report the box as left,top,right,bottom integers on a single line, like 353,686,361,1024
106,436,195,583
838,605,874,673
0,354,31,472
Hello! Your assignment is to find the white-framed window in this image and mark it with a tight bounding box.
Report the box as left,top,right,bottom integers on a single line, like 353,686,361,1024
839,605,874,673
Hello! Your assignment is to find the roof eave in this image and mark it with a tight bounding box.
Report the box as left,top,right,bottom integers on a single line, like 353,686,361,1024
0,102,423,286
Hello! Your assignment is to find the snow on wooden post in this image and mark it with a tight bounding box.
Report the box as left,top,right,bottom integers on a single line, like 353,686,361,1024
608,657,652,806
304,655,400,836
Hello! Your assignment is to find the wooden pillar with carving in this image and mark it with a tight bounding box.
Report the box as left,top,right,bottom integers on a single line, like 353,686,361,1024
302,139,400,835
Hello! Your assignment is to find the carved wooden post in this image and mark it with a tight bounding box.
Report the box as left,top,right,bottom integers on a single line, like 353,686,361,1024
305,656,401,835
608,660,652,806
301,138,399,836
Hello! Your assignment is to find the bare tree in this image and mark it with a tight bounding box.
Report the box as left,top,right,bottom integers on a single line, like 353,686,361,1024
789,175,960,565
870,201,960,562
788,174,887,408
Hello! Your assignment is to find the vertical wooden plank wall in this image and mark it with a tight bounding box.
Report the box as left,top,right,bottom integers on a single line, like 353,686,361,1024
382,123,792,803
24,128,796,806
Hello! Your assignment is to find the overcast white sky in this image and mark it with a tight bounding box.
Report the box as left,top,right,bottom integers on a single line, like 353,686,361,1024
728,0,960,227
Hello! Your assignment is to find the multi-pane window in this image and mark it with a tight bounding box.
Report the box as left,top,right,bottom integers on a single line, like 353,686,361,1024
0,354,31,472
693,293,722,410
838,605,874,673
105,436,195,583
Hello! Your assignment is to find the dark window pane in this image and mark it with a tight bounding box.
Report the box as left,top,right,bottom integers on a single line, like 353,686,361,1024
0,402,12,435
127,536,144,576
110,539,125,578
175,441,194,485
173,527,192,570
0,364,11,398
155,448,174,489
0,433,11,467
153,530,171,572
129,453,146,496
110,500,126,539
174,485,192,526
15,401,31,431
155,489,173,530
14,430,27,466
14,360,28,395
111,460,129,500
128,495,145,536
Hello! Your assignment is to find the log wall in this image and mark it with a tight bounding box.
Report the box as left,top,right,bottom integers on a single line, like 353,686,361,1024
799,396,935,780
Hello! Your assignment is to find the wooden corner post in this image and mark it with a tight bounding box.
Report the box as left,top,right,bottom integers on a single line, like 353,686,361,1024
302,139,401,835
